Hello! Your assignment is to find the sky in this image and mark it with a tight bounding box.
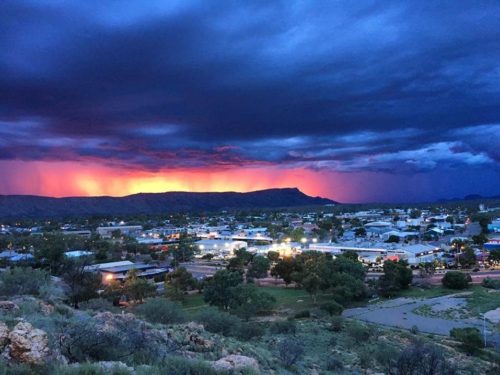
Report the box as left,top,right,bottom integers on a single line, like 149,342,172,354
1,1,499,203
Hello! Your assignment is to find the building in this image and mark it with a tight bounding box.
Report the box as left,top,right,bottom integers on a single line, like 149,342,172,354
64,250,93,258
0,250,34,263
195,239,247,257
96,225,143,238
85,261,168,284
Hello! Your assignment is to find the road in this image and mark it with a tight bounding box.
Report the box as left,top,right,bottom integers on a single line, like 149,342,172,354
344,294,500,347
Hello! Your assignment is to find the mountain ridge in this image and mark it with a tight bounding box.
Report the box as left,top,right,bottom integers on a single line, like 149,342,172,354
0,188,336,219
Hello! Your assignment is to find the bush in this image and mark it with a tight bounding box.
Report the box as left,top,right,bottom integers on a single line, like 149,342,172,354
269,320,297,335
154,356,217,375
135,298,184,325
442,271,471,289
410,325,419,334
329,316,344,332
293,310,310,319
235,322,265,340
396,342,456,374
0,267,51,297
482,277,500,290
195,308,241,336
346,321,372,343
277,338,304,367
326,356,344,371
450,327,484,354
320,301,343,316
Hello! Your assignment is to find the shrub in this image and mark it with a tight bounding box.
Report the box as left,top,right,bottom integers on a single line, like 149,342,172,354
482,277,500,290
329,316,344,332
373,343,399,373
195,307,241,336
450,327,484,354
346,321,372,343
320,301,343,316
293,310,310,319
396,342,456,374
154,356,217,375
269,320,297,335
135,298,184,325
326,356,344,371
0,267,50,297
442,271,471,289
235,322,265,340
410,325,419,334
277,338,304,367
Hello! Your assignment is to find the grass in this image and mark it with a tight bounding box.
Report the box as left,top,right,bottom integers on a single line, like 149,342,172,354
392,286,458,299
463,286,500,315
180,286,335,316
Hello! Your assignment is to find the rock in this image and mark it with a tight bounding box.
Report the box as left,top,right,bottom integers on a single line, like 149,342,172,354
0,322,9,351
0,301,19,311
8,322,50,364
212,355,260,374
38,301,54,315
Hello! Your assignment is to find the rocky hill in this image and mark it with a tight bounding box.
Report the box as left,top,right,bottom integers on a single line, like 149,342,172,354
0,188,336,219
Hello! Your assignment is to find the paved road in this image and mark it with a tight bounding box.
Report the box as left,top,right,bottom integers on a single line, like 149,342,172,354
344,294,499,346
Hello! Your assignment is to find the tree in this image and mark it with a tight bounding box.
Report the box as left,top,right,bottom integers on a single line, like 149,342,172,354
302,272,321,303
247,256,270,279
409,209,421,219
489,250,500,263
271,257,296,286
277,338,304,367
354,227,366,237
229,284,275,320
450,327,483,354
123,269,156,303
170,234,194,265
61,258,101,308
378,260,413,297
472,233,488,246
458,246,476,268
442,271,471,289
203,270,243,310
227,248,253,271
396,342,456,375
386,235,400,243
267,251,280,262
165,267,197,301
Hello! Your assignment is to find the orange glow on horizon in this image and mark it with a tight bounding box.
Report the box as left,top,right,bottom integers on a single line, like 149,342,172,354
0,160,358,202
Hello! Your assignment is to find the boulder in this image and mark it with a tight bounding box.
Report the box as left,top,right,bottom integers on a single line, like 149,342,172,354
38,301,54,315
8,322,50,364
0,322,9,351
212,355,260,374
0,301,19,311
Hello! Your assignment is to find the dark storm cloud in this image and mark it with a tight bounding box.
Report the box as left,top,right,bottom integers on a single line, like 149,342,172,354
0,0,499,172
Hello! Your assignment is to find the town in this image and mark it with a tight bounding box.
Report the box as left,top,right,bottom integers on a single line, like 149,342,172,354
0,199,499,374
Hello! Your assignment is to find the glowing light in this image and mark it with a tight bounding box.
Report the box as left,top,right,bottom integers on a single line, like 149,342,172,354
105,274,113,281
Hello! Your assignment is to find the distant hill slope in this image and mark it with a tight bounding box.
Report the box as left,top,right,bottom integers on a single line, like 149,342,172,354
0,188,336,219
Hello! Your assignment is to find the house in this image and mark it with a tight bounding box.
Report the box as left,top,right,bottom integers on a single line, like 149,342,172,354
0,250,35,263
65,250,93,258
195,239,247,257
85,261,168,284
96,225,143,238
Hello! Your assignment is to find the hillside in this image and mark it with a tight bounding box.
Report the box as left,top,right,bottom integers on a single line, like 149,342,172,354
0,188,336,219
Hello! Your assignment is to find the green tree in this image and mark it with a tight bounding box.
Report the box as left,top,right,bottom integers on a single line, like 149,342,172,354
267,251,280,262
123,269,156,303
378,260,413,297
442,271,471,289
354,227,366,237
458,246,476,268
450,327,483,354
229,284,275,320
165,267,198,301
271,257,296,286
489,250,500,263
203,270,243,310
386,235,400,243
247,256,270,279
302,272,321,303
61,258,102,308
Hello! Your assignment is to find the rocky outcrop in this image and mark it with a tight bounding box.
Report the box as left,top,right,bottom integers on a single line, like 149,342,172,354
212,355,260,374
8,321,50,364
0,322,9,351
0,301,19,311
166,322,215,353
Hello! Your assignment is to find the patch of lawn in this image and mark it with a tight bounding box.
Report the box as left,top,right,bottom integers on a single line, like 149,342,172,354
464,286,500,315
392,286,457,299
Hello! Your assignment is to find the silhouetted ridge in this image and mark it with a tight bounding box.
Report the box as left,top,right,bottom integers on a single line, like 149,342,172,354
0,188,336,219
